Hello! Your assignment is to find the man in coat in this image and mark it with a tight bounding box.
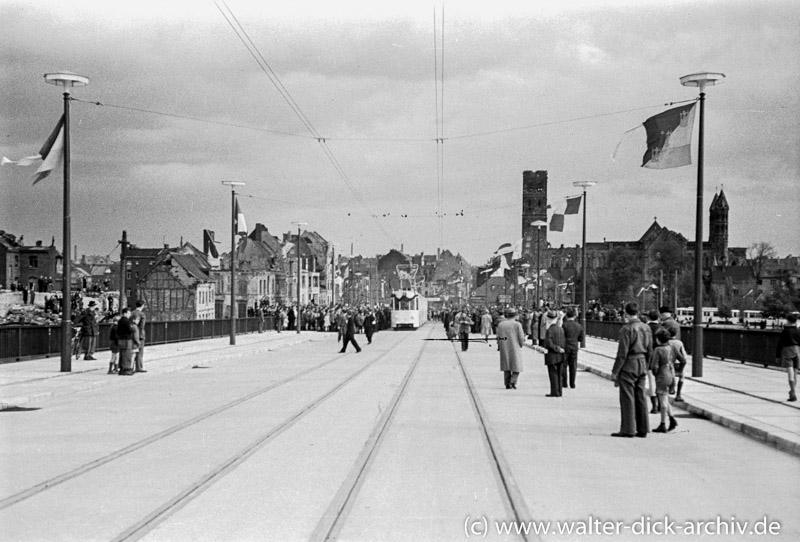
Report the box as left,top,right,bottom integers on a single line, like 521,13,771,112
561,307,585,389
76,300,99,360
455,307,474,351
131,300,147,373
496,308,526,389
611,302,653,438
543,310,566,397
116,307,136,376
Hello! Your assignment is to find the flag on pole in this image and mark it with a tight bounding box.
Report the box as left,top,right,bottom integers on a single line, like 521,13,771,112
642,103,697,169
511,237,524,260
549,214,565,232
2,115,65,184
203,229,219,259
235,198,247,235
564,195,582,215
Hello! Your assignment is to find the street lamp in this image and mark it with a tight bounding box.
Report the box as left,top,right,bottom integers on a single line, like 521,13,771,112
292,221,308,333
680,71,725,378
573,180,597,347
222,180,245,345
531,220,548,311
44,72,89,373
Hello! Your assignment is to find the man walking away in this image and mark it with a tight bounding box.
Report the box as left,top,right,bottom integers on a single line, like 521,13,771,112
497,308,525,389
562,308,584,389
610,302,652,438
543,310,566,397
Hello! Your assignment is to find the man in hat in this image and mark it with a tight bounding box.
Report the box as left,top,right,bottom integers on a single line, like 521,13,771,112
76,300,99,360
561,307,584,389
496,307,526,389
611,302,653,438
455,306,474,351
543,310,566,397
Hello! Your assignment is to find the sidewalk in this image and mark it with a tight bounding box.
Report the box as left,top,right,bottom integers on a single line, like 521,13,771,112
575,336,800,457
0,330,327,410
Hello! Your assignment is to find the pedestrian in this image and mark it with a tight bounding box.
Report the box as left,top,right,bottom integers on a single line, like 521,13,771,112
480,309,493,342
610,302,653,438
651,328,680,433
645,309,662,413
336,308,347,342
107,315,120,374
455,307,473,351
76,300,99,360
497,307,525,389
543,310,566,397
363,311,376,344
668,326,688,402
131,300,147,373
275,306,285,333
116,307,136,376
339,309,362,353
659,306,681,340
257,305,265,333
287,306,296,331
775,313,800,402
562,307,585,389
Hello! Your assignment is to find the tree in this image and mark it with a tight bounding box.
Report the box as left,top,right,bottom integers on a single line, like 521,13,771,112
747,241,777,281
595,248,642,305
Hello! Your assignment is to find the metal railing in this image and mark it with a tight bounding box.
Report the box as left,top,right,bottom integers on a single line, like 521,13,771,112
586,320,782,368
0,316,275,363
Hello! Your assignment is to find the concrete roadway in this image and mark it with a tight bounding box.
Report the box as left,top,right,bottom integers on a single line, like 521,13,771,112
0,324,798,541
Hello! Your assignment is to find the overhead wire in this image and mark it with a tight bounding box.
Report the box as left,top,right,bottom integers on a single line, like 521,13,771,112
213,0,401,247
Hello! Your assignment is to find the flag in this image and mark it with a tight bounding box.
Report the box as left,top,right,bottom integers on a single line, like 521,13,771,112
494,243,513,256
489,253,511,278
2,115,65,184
203,229,219,259
235,198,247,235
549,214,565,232
642,103,697,169
564,195,582,215
511,237,524,260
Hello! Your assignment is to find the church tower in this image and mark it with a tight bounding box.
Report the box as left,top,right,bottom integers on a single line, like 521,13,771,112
709,189,729,266
522,170,548,261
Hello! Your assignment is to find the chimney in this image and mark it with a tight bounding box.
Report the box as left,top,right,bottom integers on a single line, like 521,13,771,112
36,240,43,247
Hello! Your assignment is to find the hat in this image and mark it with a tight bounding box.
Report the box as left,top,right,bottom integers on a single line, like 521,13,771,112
505,308,517,317
546,310,558,319
658,306,672,314
88,301,96,307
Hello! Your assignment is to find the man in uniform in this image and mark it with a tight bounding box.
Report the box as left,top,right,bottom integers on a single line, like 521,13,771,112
611,302,652,438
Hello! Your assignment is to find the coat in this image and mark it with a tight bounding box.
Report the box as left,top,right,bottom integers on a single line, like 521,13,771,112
480,313,493,336
544,323,566,366
496,318,525,372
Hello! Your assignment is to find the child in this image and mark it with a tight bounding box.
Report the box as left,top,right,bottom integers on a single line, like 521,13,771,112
668,326,688,401
107,315,120,374
651,328,680,433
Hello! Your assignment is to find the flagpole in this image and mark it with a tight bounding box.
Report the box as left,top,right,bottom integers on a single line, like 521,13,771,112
680,72,725,378
222,181,245,345
573,181,596,347
44,72,88,373
292,221,308,334
531,220,547,312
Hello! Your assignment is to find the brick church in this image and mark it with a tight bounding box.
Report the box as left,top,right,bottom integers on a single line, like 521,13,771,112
520,170,748,306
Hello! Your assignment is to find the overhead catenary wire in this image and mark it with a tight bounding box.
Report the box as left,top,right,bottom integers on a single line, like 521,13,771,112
213,0,401,248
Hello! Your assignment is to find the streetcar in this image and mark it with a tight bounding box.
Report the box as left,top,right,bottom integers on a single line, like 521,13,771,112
390,289,428,330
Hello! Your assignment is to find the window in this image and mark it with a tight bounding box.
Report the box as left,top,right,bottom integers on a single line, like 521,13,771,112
28,256,38,268
126,271,131,280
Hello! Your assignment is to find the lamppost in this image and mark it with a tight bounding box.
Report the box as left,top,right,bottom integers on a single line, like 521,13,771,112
573,180,596,347
531,220,548,311
680,71,725,378
292,221,307,334
222,180,245,345
44,72,89,373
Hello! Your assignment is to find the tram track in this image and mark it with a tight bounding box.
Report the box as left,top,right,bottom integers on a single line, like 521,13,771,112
0,332,418,513
109,328,425,542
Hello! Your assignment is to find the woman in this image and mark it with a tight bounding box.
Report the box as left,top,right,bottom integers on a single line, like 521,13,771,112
480,309,493,342
651,328,681,433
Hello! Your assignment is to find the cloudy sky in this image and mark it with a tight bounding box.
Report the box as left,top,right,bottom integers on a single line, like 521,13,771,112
2,0,798,266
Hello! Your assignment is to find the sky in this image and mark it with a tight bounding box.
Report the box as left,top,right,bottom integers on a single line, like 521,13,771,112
1,0,798,267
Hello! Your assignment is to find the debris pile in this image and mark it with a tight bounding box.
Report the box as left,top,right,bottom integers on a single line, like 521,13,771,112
0,305,61,326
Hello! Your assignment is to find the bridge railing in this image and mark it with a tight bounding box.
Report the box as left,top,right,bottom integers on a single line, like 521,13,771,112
585,321,781,368
0,316,275,363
